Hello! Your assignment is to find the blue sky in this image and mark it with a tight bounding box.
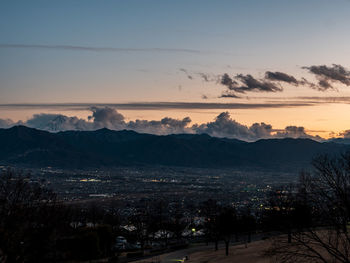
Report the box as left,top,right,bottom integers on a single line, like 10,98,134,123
1,0,350,138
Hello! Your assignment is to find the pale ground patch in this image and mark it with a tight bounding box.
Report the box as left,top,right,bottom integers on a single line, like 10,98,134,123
186,240,276,263
132,239,277,263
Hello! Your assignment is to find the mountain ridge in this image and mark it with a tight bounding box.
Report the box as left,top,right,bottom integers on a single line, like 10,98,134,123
0,126,347,171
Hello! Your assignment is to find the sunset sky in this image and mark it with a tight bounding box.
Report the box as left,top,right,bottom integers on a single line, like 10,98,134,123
1,0,350,140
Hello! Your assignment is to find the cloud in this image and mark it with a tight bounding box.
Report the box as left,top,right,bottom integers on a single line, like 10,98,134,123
265,71,299,85
220,74,283,94
194,112,264,140
26,114,94,131
338,130,350,138
194,111,272,140
193,112,320,141
220,73,238,89
0,118,15,129
0,102,315,111
21,107,193,135
0,44,204,54
302,64,350,90
196,72,219,82
234,74,283,93
198,73,210,82
88,107,125,129
214,64,350,97
219,92,240,98
274,126,321,140
24,107,126,131
127,116,192,135
179,68,193,80
179,69,220,82
0,108,323,141
317,79,333,91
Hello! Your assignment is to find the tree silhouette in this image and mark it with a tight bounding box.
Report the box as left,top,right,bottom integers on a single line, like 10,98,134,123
218,206,237,256
268,153,350,263
0,169,70,262
200,199,221,250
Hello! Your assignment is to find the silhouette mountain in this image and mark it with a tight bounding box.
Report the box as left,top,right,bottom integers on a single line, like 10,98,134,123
0,126,347,170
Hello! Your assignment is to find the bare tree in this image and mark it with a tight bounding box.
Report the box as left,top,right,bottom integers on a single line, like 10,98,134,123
218,206,237,256
0,169,70,262
267,153,350,263
200,199,221,250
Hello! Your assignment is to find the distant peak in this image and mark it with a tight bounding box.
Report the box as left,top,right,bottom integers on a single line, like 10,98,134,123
8,125,33,131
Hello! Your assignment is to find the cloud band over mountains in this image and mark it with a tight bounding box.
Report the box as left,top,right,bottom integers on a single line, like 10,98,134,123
0,107,324,141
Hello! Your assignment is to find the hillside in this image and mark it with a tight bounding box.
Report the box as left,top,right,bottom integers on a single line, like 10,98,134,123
0,126,347,170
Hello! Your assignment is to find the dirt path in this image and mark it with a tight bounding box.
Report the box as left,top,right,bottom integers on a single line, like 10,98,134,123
131,239,276,263
186,240,275,263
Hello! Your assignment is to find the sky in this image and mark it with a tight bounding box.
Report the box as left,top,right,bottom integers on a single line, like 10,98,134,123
1,0,350,140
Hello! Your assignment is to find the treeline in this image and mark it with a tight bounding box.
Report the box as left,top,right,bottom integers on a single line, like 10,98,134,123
2,152,350,262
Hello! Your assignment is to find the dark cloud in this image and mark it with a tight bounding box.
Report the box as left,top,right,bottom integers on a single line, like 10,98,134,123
216,64,350,96
233,74,283,93
220,73,238,89
265,71,298,85
219,92,240,98
219,73,283,95
299,77,318,90
302,64,350,90
317,79,334,91
88,107,125,129
303,64,350,85
201,95,208,99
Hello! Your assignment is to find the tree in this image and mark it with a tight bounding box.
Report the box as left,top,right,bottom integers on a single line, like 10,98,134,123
218,206,237,256
262,184,299,244
200,199,221,250
238,208,256,245
268,153,350,263
0,169,70,262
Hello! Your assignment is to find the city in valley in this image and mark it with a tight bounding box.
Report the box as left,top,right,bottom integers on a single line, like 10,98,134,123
20,166,295,210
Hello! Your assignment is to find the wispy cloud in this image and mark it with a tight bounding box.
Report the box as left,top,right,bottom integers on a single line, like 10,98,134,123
0,43,207,54
0,102,314,111
179,68,193,79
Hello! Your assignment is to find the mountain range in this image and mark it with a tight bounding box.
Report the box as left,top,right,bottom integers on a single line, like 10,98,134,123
0,126,348,171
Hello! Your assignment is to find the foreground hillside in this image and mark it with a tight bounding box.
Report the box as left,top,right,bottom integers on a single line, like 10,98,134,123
0,126,347,170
